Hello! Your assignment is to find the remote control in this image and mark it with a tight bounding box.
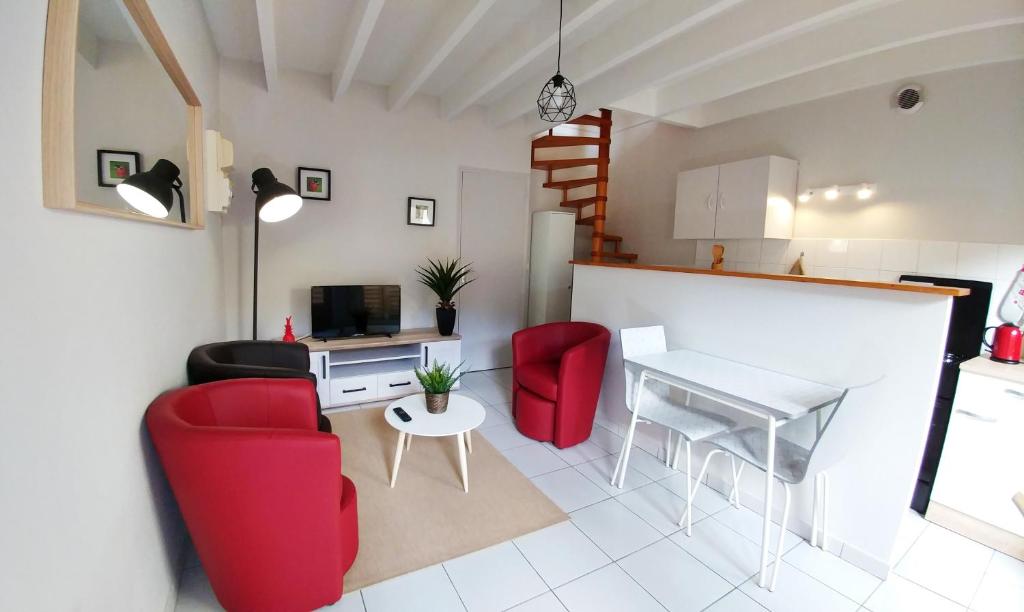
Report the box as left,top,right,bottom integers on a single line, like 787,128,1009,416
393,407,412,422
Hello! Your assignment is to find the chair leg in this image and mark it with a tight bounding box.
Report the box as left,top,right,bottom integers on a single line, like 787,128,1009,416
821,472,830,551
769,482,792,592
679,448,725,535
728,458,744,508
665,429,674,467
812,472,822,548
613,372,647,488
671,434,684,470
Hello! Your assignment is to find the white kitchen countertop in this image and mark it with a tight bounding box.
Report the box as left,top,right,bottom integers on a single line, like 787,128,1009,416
960,355,1024,385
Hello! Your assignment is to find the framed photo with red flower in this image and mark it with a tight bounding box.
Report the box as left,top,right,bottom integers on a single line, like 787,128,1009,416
297,167,331,201
96,150,141,188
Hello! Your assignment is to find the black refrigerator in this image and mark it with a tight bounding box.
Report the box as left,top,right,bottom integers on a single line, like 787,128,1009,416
900,275,993,514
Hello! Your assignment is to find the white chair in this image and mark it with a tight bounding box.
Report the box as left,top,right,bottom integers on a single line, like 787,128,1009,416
686,394,848,591
611,326,741,535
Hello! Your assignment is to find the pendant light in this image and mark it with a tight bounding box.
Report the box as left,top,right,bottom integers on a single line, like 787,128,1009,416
537,0,576,122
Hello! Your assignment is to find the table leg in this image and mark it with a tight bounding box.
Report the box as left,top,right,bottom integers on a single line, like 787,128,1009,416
457,432,469,493
390,431,406,488
757,416,777,588
406,433,412,451
466,429,473,454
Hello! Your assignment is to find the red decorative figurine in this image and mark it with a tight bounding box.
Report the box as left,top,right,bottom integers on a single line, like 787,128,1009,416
282,316,296,342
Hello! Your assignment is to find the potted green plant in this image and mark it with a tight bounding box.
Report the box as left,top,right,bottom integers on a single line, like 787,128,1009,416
416,257,475,336
414,360,465,414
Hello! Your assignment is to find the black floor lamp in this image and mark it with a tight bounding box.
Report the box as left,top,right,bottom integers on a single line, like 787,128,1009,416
250,168,302,340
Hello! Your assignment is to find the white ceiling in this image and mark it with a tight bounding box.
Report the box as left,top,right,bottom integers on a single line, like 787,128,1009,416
192,0,1024,133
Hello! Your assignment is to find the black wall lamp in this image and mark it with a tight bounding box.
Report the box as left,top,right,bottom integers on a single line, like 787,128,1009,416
116,158,186,222
251,168,303,340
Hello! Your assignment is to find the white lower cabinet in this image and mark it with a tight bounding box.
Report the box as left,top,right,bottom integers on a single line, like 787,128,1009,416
931,371,1024,536
330,375,378,405
378,370,421,396
308,337,461,408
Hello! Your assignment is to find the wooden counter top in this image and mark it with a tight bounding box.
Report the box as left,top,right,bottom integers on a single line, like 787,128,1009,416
961,355,1024,385
571,260,970,297
300,328,460,351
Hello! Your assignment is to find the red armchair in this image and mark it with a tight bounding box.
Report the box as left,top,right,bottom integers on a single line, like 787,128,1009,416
512,321,611,448
146,379,358,612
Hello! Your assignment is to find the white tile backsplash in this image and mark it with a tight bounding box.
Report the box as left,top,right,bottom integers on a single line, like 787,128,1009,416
815,239,849,268
695,238,1023,328
881,240,919,271
918,241,958,275
955,242,999,280
846,239,883,270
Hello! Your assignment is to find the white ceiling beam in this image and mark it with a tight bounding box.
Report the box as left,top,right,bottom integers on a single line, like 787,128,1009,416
331,0,386,101
665,24,1024,128
440,0,624,120
654,0,1024,117
488,0,747,125
255,0,278,92
510,0,893,134
388,0,498,112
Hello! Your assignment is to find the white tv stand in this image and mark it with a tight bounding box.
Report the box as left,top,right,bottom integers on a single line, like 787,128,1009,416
301,328,461,408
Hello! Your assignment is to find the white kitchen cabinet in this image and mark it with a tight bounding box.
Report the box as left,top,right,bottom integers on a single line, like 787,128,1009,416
673,155,798,240
528,211,576,326
931,369,1024,537
422,340,462,383
673,165,719,239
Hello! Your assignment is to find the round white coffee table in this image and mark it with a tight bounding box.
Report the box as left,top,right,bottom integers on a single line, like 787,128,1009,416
385,393,486,492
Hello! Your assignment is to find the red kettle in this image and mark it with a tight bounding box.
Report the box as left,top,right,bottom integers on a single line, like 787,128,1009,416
985,323,1023,364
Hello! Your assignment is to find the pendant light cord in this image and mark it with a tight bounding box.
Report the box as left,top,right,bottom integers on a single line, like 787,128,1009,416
556,0,563,74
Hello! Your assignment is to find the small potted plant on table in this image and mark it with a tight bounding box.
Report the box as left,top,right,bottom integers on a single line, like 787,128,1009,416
416,258,474,336
415,360,465,414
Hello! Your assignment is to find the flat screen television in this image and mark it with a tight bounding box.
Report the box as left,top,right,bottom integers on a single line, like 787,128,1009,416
311,285,401,339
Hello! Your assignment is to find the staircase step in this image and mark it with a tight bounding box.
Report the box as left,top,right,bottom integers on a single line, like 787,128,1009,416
543,176,607,190
593,251,638,262
560,195,607,209
532,135,610,148
568,114,612,127
593,232,622,242
531,158,601,170
577,215,605,226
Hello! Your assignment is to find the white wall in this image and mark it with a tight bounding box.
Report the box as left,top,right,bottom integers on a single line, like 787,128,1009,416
603,61,1024,264
0,2,224,610
217,60,530,340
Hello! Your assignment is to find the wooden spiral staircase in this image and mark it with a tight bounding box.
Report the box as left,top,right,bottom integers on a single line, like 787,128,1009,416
531,108,638,263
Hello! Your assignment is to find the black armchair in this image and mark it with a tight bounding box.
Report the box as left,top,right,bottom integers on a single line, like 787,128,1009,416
186,341,332,433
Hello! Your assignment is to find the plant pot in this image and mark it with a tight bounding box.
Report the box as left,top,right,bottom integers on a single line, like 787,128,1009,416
425,391,449,414
436,307,456,336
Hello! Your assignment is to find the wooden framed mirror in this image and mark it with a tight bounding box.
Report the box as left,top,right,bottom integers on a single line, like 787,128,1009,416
42,0,205,229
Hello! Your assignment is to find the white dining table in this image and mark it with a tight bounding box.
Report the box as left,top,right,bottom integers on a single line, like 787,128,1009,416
625,348,847,589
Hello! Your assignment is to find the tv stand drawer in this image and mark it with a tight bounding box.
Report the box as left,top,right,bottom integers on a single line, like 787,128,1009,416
378,370,421,396
330,375,377,404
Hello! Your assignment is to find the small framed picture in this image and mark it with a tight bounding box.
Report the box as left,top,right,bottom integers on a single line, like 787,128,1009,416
407,197,436,227
97,150,141,187
297,167,331,200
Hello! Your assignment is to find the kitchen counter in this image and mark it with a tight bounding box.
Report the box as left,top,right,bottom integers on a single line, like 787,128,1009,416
960,355,1024,385
570,260,970,297
571,261,957,578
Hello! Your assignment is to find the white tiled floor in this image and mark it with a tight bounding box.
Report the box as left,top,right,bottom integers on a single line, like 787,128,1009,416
177,368,1023,612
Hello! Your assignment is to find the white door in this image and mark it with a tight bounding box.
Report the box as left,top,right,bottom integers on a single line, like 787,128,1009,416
528,211,576,326
714,157,768,239
673,165,720,239
459,169,529,371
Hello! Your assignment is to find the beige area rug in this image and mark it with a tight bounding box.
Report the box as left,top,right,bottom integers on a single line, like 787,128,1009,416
328,408,567,592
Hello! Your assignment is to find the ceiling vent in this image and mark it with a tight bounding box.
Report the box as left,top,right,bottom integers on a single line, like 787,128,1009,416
893,84,924,114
